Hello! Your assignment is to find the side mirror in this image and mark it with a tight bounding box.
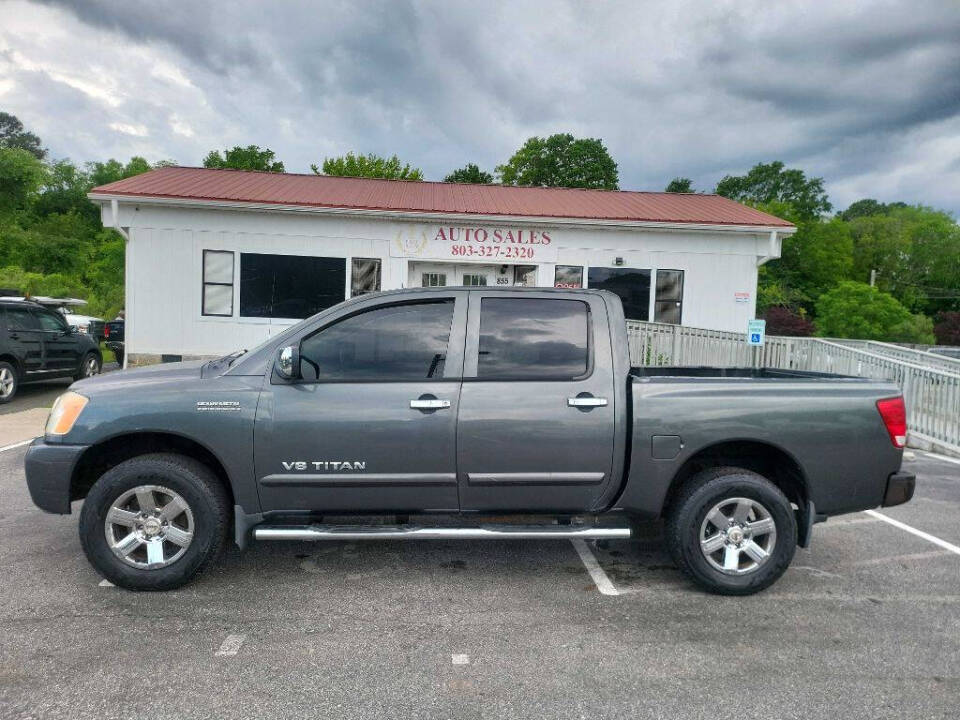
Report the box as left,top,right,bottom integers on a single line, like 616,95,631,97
274,345,301,381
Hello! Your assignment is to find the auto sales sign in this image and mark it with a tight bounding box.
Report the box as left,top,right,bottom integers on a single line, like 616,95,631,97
391,225,559,263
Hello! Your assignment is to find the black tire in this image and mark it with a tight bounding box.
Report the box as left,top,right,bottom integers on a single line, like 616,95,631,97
74,351,101,381
0,360,18,404
666,466,797,596
114,349,124,367
79,453,230,591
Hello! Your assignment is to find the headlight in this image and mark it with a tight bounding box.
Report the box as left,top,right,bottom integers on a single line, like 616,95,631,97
46,392,89,436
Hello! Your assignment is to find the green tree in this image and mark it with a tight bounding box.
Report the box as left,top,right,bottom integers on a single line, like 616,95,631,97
0,147,47,212
0,112,46,159
715,161,831,219
777,217,854,307
203,146,284,173
888,313,936,344
33,159,96,222
815,281,912,340
848,205,960,315
88,156,158,187
755,201,853,314
840,198,908,221
444,163,493,184
497,133,619,190
665,177,694,193
313,152,423,180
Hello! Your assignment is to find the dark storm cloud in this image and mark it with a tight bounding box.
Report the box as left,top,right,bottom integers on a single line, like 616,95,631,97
4,0,960,215
36,0,267,74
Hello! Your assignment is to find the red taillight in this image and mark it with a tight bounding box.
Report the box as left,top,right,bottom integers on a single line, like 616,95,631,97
104,325,110,338
876,396,907,448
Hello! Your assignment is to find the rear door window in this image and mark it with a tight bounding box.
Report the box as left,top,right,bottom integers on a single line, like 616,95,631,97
477,298,589,379
5,305,41,331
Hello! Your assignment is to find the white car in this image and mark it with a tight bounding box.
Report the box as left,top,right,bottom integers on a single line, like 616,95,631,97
5,297,105,338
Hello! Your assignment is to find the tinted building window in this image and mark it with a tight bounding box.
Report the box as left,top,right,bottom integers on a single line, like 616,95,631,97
351,258,381,297
477,298,589,380
299,301,454,381
240,253,345,319
655,269,684,324
588,267,651,320
554,265,583,289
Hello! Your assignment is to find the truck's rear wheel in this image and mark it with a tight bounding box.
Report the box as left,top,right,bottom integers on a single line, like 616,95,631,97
79,453,230,591
666,467,797,595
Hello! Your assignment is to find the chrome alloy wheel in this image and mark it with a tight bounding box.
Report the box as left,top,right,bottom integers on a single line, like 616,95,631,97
104,485,195,569
0,366,14,399
83,356,100,377
699,497,777,575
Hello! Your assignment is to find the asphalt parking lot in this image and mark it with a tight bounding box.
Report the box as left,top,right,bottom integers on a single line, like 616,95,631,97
0,443,958,719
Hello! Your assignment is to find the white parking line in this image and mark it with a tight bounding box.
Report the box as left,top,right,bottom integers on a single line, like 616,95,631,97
0,438,35,453
918,450,960,466
571,539,619,596
451,654,470,665
215,634,247,657
864,510,960,556
98,578,115,587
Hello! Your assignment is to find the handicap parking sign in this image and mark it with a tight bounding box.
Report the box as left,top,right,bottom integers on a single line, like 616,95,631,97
747,319,766,346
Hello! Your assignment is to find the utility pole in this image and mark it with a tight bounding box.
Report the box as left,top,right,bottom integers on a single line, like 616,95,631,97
870,269,876,287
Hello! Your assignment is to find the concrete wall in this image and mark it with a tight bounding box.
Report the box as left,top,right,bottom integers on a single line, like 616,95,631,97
106,203,778,361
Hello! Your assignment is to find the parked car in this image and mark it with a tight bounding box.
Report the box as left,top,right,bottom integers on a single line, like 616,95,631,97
2,296,105,339
0,298,102,403
24,288,913,594
104,319,124,366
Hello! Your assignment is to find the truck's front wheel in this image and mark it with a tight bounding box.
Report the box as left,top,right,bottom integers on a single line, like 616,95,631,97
666,467,797,595
79,453,230,591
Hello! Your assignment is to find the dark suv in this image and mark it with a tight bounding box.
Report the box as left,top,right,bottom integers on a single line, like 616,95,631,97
0,299,102,404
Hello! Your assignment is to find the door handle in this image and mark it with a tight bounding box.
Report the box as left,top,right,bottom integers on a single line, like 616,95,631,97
568,397,608,407
410,398,451,409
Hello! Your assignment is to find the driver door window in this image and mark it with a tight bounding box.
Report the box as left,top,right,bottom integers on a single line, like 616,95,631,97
298,301,455,381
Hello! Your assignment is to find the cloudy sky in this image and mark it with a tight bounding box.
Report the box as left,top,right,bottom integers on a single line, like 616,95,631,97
2,0,959,215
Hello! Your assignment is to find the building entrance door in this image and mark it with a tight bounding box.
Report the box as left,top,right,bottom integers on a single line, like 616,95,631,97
409,262,510,288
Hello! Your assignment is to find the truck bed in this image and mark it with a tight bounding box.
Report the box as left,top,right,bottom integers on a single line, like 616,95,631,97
631,366,855,380
618,365,903,518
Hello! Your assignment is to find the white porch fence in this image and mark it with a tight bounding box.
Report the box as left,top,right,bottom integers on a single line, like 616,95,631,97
626,320,960,455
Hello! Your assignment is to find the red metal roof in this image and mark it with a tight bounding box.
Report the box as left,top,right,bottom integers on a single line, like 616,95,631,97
89,166,794,228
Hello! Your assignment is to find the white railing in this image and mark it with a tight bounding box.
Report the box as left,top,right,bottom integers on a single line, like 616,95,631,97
826,339,960,375
626,320,960,453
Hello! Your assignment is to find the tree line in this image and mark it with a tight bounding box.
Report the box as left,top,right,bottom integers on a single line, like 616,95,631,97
1,111,957,344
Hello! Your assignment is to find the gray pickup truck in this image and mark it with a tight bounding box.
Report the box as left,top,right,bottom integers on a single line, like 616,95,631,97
24,288,915,595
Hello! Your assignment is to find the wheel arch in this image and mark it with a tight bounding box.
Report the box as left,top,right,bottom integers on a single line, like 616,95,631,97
70,431,235,509
662,438,809,517
0,353,23,377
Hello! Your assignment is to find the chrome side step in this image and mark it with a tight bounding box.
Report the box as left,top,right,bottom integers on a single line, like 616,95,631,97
253,524,631,541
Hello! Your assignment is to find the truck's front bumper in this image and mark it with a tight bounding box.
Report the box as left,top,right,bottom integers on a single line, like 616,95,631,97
881,470,916,507
24,438,88,514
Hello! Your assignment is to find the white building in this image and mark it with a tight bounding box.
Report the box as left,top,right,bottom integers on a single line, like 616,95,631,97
88,167,794,366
